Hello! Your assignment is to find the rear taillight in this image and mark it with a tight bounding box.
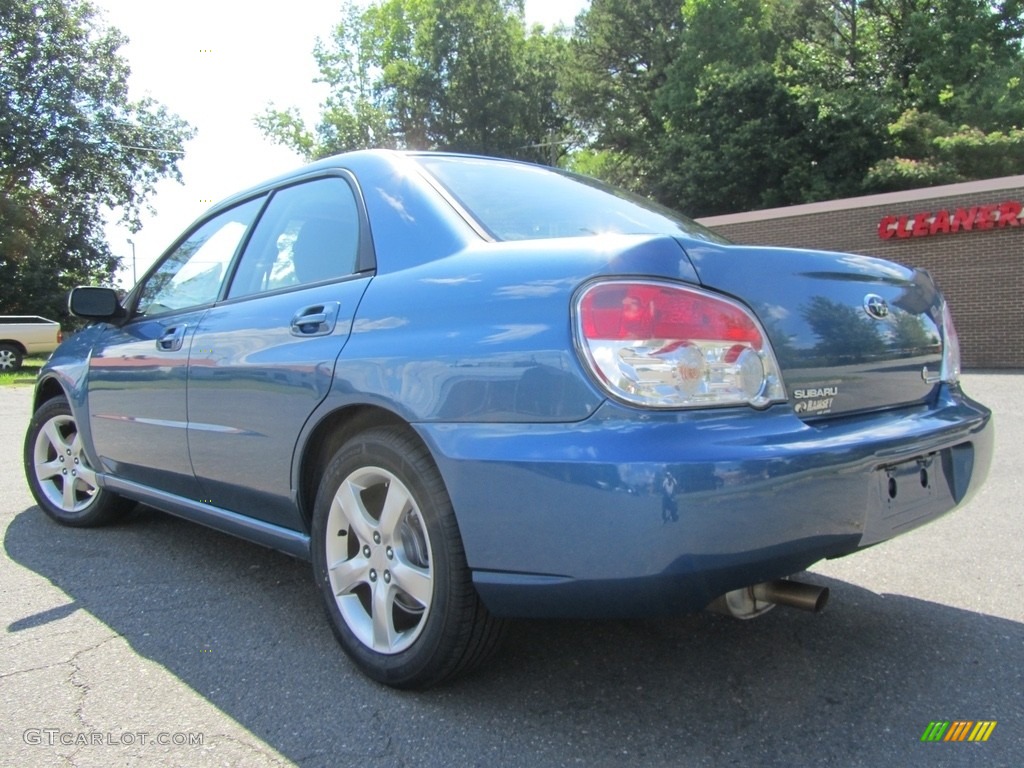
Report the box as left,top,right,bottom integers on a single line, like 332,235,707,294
940,300,960,384
574,280,786,409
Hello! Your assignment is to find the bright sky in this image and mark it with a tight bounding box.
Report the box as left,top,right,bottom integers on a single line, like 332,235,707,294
94,0,590,284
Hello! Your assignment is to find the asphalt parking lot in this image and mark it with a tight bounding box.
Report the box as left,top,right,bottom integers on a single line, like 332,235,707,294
2,373,1021,768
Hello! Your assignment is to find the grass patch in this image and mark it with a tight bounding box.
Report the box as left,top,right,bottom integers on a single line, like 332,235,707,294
0,356,47,387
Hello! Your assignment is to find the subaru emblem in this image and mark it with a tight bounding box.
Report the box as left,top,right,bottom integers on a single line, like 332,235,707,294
864,294,889,320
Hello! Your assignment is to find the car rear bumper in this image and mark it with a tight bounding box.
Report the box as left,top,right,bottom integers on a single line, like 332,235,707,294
417,385,993,618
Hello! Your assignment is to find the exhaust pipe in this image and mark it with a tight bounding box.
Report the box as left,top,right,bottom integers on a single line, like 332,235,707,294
752,580,829,613
710,579,829,620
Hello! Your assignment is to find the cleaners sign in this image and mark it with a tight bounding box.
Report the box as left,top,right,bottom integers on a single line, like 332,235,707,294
878,200,1022,239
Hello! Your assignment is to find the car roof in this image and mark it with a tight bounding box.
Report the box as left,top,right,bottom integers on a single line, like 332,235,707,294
208,150,537,214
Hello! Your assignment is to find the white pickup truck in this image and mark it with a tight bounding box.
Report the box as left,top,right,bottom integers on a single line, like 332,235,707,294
0,316,63,371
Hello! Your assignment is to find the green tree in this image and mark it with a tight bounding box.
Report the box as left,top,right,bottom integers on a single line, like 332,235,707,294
658,63,813,216
655,0,817,215
562,0,684,192
791,0,1024,192
565,0,886,213
865,108,1024,190
566,0,1024,212
0,0,194,323
257,0,569,164
774,0,897,201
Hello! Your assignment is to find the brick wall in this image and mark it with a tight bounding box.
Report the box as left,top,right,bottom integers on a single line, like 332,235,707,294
698,177,1024,369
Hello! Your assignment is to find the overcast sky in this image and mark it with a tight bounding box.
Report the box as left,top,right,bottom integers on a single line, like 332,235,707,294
93,0,589,283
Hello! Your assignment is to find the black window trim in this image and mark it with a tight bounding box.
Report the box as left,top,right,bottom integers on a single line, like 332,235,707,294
124,168,377,320
218,170,376,305
124,194,269,322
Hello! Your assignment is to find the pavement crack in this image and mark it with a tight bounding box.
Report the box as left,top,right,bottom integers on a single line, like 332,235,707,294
66,633,124,731
0,659,75,680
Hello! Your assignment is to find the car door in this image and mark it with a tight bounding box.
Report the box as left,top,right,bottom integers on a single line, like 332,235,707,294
85,197,264,498
186,175,373,529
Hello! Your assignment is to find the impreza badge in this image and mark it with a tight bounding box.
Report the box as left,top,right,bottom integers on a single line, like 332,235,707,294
793,386,839,415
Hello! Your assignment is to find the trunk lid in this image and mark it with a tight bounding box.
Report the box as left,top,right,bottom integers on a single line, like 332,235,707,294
681,241,944,419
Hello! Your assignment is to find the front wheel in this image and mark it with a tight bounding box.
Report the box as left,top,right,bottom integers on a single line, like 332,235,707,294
311,427,506,688
24,396,133,526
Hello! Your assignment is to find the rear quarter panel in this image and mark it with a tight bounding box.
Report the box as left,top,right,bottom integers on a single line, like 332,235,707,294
327,234,702,422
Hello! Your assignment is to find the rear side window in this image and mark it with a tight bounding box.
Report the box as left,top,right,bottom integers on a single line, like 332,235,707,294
227,177,360,299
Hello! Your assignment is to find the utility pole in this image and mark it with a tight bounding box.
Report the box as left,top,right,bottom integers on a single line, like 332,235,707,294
127,239,137,285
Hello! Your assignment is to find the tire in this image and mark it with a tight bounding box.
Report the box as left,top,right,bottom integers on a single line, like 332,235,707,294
0,343,23,372
311,427,506,689
24,396,133,527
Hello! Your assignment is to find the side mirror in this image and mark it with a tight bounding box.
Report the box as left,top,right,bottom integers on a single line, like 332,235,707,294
69,286,124,320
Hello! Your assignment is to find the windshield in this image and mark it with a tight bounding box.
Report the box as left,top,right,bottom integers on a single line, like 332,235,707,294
413,154,730,244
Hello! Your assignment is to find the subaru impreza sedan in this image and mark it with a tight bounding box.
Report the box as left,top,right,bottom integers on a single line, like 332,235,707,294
24,151,992,688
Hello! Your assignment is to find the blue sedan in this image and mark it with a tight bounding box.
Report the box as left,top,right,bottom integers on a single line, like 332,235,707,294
24,151,993,688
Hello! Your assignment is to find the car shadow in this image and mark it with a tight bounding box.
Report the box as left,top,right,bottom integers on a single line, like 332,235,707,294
6,503,1021,767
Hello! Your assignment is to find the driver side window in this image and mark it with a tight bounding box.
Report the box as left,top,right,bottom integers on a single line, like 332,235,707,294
136,197,264,316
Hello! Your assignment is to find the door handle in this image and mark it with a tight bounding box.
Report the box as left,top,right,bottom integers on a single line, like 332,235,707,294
156,324,187,352
290,302,340,337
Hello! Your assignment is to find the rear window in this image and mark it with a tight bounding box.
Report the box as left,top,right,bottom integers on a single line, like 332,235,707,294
413,155,728,244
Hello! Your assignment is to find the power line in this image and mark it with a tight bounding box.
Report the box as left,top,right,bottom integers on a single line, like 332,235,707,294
116,144,186,154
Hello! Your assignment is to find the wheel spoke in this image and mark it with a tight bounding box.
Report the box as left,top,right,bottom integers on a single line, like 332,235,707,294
390,561,432,608
61,475,76,510
378,480,410,541
42,419,69,454
371,582,398,651
328,555,370,596
333,480,376,545
35,457,63,481
75,465,98,493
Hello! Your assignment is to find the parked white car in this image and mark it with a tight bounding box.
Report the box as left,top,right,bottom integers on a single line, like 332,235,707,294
0,316,62,371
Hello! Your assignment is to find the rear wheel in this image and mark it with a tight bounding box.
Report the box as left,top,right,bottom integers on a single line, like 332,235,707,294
0,343,23,372
311,427,505,688
24,396,133,526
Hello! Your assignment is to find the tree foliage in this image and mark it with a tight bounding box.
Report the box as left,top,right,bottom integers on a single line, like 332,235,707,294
561,0,684,190
257,0,570,164
565,0,1024,214
260,0,1024,215
0,0,193,323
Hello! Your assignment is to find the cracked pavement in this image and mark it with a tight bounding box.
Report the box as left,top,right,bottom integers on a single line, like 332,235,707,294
3,385,292,768
2,376,1022,767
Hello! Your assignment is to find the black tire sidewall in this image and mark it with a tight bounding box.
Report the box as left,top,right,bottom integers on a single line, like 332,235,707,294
311,428,465,688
